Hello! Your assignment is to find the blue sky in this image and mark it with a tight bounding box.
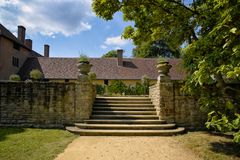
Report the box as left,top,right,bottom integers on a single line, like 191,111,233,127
0,0,135,58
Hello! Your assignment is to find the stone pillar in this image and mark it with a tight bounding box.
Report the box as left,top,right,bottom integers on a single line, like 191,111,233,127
75,61,95,121
158,81,175,123
155,61,175,123
75,82,95,121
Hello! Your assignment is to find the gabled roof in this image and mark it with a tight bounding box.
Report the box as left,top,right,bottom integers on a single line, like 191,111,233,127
19,57,186,80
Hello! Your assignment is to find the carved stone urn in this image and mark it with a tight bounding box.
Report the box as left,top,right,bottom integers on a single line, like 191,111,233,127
156,61,172,81
77,61,92,82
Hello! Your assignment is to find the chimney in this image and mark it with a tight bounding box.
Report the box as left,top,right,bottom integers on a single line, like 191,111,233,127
117,49,123,66
18,25,26,43
25,39,32,50
44,44,50,57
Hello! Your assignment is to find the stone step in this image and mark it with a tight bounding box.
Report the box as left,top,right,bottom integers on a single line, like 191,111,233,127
96,97,150,101
91,115,159,119
95,100,152,104
94,103,154,107
84,119,166,124
92,111,156,115
75,123,176,130
66,127,185,136
93,107,156,111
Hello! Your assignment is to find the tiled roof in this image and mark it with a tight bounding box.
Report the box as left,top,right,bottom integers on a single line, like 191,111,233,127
18,57,186,80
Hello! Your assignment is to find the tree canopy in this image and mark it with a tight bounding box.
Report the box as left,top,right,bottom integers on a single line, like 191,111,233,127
102,50,118,58
93,0,240,142
133,40,180,58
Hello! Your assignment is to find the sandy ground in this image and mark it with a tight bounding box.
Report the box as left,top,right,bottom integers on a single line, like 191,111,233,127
55,136,202,160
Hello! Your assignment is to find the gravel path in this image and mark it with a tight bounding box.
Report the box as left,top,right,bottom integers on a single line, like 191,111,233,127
55,136,202,160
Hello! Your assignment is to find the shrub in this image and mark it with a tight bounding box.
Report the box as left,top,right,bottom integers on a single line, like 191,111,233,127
141,75,150,86
79,54,89,63
141,75,150,94
30,69,43,80
108,80,127,95
9,74,21,81
95,80,151,96
88,72,96,81
96,84,105,95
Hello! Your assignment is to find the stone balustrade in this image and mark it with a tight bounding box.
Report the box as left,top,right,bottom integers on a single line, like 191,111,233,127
0,81,96,128
149,61,206,129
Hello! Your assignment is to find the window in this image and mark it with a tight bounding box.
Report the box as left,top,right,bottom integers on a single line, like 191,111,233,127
104,80,109,85
65,79,69,83
12,57,19,67
13,42,20,51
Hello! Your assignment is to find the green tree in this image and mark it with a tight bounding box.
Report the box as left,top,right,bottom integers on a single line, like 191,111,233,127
133,40,180,58
102,50,118,58
93,0,240,142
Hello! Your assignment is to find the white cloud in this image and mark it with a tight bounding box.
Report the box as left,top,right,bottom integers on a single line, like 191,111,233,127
0,0,20,7
0,0,93,36
104,36,130,46
100,45,107,49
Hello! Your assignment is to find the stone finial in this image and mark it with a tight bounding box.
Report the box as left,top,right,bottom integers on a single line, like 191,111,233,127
156,61,172,82
77,61,92,82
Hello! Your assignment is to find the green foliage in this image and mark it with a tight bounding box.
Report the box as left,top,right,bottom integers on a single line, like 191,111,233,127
206,112,240,143
88,72,97,81
102,50,118,58
157,56,168,63
133,40,180,58
96,79,150,96
182,1,240,142
30,69,43,81
92,0,240,142
93,0,195,49
9,74,21,81
141,75,150,94
141,75,150,86
96,84,106,95
79,54,89,63
108,80,128,95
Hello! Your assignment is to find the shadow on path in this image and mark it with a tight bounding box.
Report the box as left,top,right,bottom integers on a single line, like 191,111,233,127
207,132,240,158
210,141,240,157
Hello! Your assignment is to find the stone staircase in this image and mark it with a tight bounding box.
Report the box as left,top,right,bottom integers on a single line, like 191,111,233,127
66,96,185,136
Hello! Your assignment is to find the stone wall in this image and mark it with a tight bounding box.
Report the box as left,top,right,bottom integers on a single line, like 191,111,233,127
0,81,96,128
150,81,206,129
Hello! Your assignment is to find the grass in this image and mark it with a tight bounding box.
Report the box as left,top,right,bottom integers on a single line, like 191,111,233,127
174,131,240,160
0,127,77,160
